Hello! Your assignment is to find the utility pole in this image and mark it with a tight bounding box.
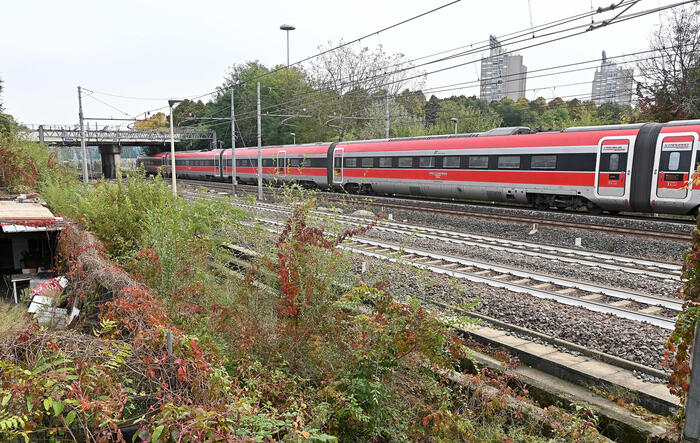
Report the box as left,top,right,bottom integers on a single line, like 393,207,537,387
257,82,263,200
230,86,237,197
77,86,88,183
168,99,183,197
385,94,390,139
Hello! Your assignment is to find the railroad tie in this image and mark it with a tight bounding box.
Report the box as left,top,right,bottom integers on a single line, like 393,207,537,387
555,287,577,295
511,278,532,285
581,293,604,301
639,306,664,315
531,282,553,290
424,259,444,265
609,300,633,307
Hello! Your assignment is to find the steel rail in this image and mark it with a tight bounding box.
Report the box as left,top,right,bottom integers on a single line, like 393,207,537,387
231,199,682,280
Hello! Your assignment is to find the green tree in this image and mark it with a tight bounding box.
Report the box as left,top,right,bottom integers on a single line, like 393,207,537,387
492,97,537,127
210,61,321,147
538,107,571,130
424,95,440,126
530,96,548,115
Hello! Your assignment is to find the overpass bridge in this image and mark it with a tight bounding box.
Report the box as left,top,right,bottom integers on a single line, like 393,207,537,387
23,124,216,178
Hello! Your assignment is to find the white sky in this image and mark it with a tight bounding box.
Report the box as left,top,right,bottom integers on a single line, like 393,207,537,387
0,0,686,125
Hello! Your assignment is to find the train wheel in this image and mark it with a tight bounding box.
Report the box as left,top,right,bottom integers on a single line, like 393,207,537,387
607,210,620,215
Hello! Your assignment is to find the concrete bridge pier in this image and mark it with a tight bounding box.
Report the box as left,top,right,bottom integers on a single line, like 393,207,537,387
98,145,122,179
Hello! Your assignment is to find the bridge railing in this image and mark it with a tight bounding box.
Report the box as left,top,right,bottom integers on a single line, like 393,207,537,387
20,124,215,144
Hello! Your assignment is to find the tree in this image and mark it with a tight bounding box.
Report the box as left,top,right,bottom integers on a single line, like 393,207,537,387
395,89,426,120
134,112,168,130
211,61,321,147
492,97,536,127
424,95,440,126
173,100,208,126
637,6,700,121
306,42,425,140
530,97,548,115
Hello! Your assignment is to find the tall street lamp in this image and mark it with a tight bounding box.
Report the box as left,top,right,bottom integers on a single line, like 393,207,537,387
450,117,458,134
290,132,296,144
168,99,184,196
280,24,295,68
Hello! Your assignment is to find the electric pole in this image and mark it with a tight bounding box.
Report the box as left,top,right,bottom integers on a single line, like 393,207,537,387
257,82,263,200
230,86,236,197
78,86,88,183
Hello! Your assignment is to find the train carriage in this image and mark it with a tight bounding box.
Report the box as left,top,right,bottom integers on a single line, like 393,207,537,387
136,119,700,215
224,144,332,187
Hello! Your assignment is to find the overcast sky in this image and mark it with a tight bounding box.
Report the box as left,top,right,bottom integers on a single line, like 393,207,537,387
0,0,689,126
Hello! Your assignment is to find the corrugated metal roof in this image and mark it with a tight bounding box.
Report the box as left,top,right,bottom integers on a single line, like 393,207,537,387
0,200,64,233
1,223,65,233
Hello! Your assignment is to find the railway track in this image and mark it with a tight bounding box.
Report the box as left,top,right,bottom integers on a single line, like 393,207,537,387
178,179,694,242
252,216,680,330
231,199,682,281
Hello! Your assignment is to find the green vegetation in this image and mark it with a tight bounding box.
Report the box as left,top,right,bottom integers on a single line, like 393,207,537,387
0,134,608,441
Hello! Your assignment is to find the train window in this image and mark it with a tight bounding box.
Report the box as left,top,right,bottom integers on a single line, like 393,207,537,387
609,154,619,171
361,158,374,168
345,158,357,168
669,152,681,171
379,157,392,168
443,156,460,168
262,159,273,167
398,157,413,168
498,156,520,169
419,157,435,168
468,156,489,169
288,158,300,167
531,155,556,169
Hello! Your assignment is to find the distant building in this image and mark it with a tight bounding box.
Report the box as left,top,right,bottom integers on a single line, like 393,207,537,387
591,51,634,106
479,35,527,102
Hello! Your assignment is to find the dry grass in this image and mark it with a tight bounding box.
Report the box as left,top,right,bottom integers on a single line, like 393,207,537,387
0,301,30,337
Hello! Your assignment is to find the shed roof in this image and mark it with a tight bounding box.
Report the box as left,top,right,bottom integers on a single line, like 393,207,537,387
0,201,65,233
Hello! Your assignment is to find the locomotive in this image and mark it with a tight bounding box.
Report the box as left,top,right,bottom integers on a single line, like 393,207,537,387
137,120,700,215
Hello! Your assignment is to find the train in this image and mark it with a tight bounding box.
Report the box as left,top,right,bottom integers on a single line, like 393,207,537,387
136,120,700,215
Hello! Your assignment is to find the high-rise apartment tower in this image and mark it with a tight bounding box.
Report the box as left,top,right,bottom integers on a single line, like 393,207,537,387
479,35,527,102
591,51,634,106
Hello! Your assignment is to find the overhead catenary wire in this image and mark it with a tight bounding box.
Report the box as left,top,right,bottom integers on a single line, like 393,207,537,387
208,0,688,124
88,0,691,142
85,0,639,119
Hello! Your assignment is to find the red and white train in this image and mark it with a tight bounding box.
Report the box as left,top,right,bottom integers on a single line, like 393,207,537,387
137,120,700,215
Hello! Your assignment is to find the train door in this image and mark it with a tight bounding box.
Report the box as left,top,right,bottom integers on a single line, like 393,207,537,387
333,148,344,184
595,138,632,198
651,134,697,200
277,150,286,177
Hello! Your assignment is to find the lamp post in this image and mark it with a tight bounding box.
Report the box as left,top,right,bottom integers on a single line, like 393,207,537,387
450,117,458,134
168,99,184,196
280,24,295,68
290,132,296,144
